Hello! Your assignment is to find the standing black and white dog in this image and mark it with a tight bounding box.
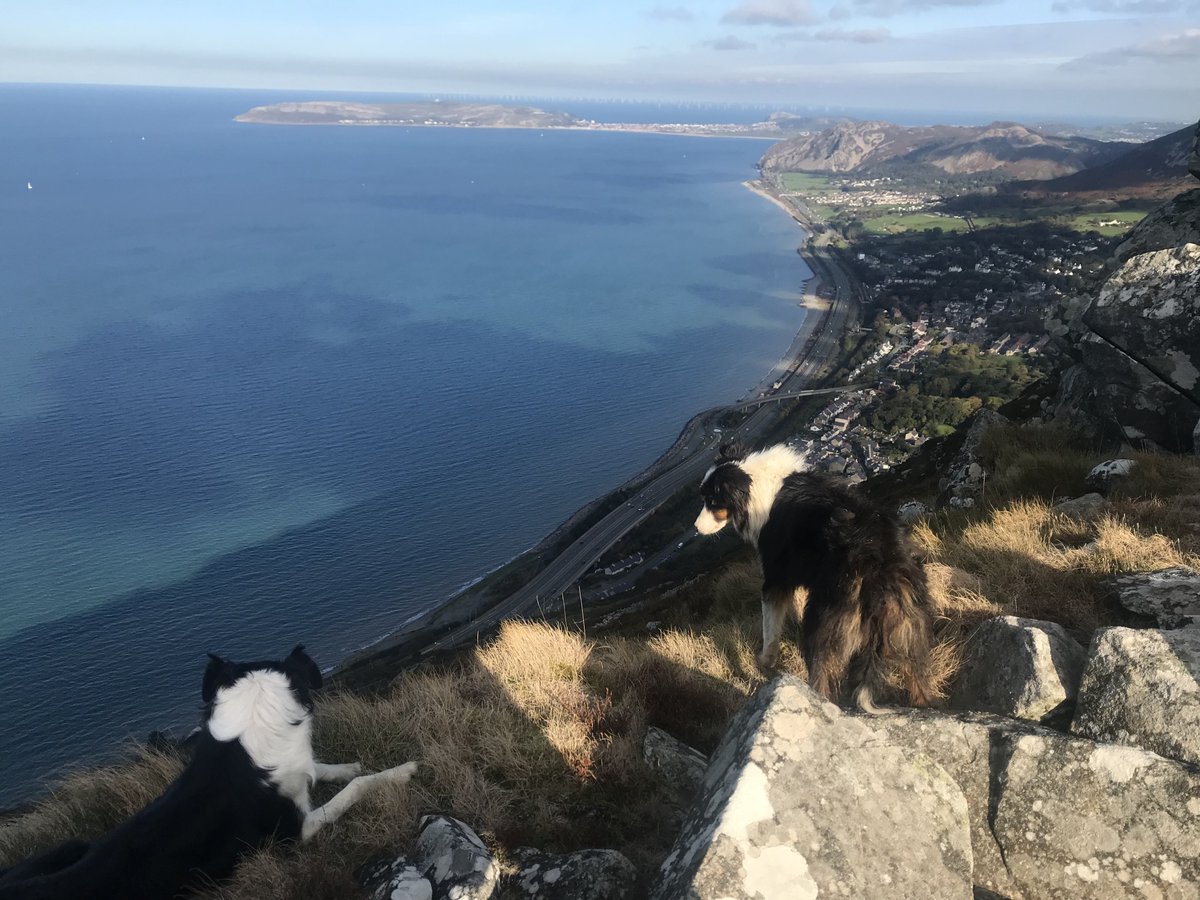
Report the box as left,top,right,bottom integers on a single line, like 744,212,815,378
696,443,935,712
0,646,417,900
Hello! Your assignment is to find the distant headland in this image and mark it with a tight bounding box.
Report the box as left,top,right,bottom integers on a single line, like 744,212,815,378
233,100,848,139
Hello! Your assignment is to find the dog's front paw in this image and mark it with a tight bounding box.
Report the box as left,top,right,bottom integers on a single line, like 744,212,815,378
329,762,363,781
377,761,418,784
757,648,780,670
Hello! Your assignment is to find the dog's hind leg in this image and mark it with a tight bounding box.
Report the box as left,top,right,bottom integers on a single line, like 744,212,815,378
314,761,364,783
302,762,418,842
801,583,866,704
757,586,793,669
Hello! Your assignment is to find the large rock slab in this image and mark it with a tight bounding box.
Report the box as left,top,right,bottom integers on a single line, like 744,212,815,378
1104,567,1200,627
866,708,1200,899
1072,626,1200,766
650,676,974,900
950,616,1088,723
865,709,1048,898
507,848,637,900
995,732,1200,898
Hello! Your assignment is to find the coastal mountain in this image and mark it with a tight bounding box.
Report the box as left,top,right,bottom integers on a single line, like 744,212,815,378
1012,122,1198,199
760,120,1124,180
235,100,580,128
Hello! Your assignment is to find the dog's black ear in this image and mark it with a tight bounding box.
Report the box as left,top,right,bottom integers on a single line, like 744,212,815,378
283,644,323,692
202,653,237,703
716,441,749,463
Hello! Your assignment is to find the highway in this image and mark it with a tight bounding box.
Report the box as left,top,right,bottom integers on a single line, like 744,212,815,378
419,237,859,656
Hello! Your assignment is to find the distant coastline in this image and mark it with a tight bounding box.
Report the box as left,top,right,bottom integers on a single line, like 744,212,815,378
235,99,792,141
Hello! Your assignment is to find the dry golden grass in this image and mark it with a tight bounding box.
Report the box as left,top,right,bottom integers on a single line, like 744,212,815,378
4,425,1198,898
0,749,182,867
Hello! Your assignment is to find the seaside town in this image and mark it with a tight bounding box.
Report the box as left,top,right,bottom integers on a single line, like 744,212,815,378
773,176,1123,482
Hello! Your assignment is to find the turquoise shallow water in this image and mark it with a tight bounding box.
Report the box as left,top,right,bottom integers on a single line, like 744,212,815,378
0,84,807,804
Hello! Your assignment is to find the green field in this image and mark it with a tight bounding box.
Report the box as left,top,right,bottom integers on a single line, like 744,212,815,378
863,212,970,234
779,172,837,195
1066,211,1146,236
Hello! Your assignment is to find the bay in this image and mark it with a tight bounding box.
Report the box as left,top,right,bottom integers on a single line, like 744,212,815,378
0,84,807,804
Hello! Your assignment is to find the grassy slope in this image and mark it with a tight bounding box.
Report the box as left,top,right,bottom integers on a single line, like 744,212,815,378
2,427,1198,898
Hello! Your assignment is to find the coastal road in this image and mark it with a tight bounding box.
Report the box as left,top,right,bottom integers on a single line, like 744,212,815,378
420,234,859,656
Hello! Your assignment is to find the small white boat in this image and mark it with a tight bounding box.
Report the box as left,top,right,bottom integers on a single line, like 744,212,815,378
26,182,33,190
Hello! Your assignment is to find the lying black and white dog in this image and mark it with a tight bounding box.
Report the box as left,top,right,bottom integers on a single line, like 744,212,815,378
696,443,936,712
0,646,416,899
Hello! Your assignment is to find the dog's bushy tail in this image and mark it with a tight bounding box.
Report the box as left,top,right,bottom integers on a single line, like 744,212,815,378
854,559,936,714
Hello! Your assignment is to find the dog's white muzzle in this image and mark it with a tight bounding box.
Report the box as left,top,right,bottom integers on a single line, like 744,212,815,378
694,507,728,535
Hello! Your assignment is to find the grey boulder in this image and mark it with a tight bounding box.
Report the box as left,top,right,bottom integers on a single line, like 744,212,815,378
650,676,974,900
1087,458,1137,494
507,848,637,900
414,815,498,900
1054,492,1110,521
1072,626,1200,766
361,856,435,900
641,726,708,798
950,616,1088,722
1104,566,1200,627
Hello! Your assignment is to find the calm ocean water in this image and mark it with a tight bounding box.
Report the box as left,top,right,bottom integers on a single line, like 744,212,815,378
0,84,807,805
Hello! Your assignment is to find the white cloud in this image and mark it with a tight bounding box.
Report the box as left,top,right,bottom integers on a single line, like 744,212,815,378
1051,0,1197,12
722,0,817,26
645,6,696,22
701,35,759,49
842,0,1003,17
776,27,892,41
1062,27,1200,67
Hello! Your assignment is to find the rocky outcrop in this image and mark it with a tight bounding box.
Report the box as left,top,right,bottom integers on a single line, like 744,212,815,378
950,616,1088,722
897,499,930,525
1103,567,1200,627
939,409,1009,507
865,708,1200,899
650,676,974,900
1047,184,1200,453
1072,626,1200,766
1079,242,1200,451
1114,189,1200,263
507,849,637,900
1190,120,1200,181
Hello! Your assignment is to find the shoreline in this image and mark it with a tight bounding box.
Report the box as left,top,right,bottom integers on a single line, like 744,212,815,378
334,176,842,681
233,118,780,141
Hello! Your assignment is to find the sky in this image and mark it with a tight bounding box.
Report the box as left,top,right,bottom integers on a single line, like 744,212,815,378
2,0,1198,122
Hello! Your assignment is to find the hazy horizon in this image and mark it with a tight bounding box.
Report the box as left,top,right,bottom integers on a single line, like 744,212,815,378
4,1,1197,122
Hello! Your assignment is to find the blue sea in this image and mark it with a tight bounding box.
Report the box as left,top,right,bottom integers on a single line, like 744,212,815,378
0,84,807,806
